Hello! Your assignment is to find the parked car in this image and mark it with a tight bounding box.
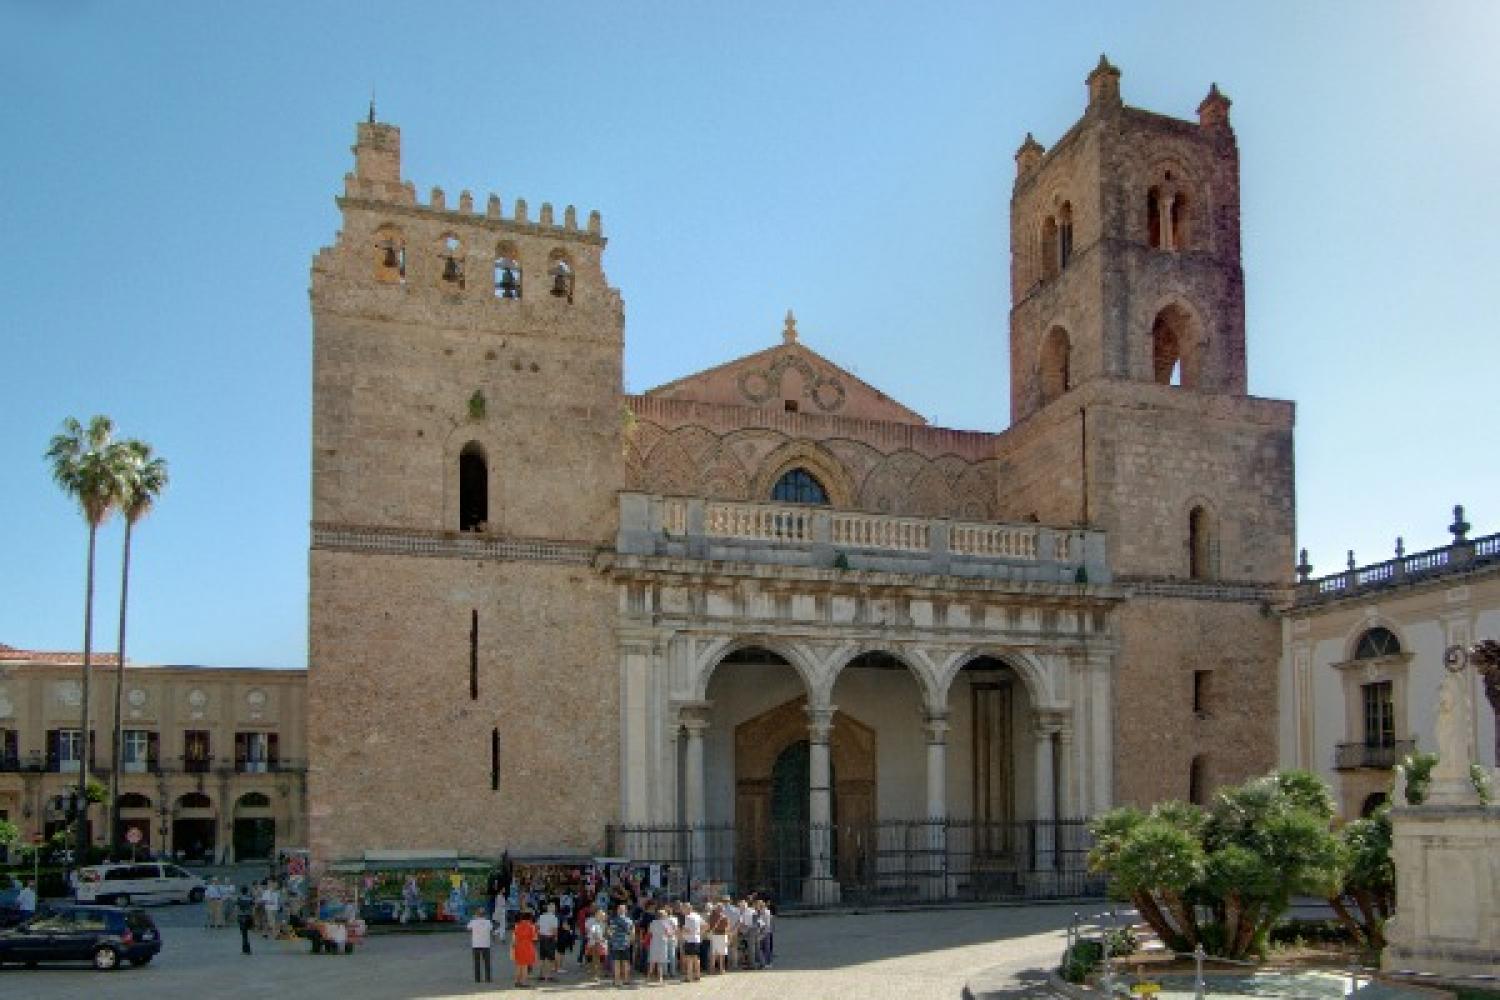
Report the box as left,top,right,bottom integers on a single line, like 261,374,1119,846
0,905,161,969
74,862,205,905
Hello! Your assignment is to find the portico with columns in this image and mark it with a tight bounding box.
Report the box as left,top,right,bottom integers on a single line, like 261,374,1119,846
607,508,1121,900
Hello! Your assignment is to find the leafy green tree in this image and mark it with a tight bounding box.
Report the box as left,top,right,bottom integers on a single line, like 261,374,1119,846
46,415,132,862
1089,770,1343,960
0,816,18,850
108,440,169,854
1328,810,1393,948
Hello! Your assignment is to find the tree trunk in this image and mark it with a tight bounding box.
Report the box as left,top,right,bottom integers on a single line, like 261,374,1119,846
1133,890,1187,953
1161,888,1200,949
1223,892,1244,957
109,521,135,857
77,522,98,864
1231,899,1261,958
1352,888,1385,949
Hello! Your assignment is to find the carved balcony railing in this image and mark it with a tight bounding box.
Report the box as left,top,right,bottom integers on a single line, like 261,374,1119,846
619,493,1109,585
1333,739,1417,771
1296,530,1500,607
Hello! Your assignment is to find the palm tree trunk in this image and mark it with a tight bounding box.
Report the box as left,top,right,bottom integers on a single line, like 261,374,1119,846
77,522,98,864
109,521,134,857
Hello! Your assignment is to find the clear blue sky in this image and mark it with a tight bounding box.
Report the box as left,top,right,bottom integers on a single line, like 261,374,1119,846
3,2,1498,669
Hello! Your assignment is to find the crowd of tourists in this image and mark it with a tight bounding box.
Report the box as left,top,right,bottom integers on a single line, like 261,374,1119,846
466,884,777,987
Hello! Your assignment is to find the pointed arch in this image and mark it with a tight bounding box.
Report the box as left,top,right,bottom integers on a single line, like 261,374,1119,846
753,440,855,508
1149,299,1206,389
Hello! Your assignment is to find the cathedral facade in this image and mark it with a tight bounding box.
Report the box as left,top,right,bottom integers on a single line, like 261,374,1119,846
306,59,1294,899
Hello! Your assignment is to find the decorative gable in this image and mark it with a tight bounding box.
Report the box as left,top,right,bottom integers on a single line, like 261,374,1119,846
642,311,927,425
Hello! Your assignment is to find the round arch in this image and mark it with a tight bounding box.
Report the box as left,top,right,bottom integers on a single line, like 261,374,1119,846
1346,621,1406,662
693,636,822,704
1038,325,1073,404
442,422,505,533
1145,297,1209,389
935,648,1056,711
822,647,940,712
752,440,855,509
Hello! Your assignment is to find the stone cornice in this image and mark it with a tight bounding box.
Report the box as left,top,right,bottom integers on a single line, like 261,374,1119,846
311,524,599,565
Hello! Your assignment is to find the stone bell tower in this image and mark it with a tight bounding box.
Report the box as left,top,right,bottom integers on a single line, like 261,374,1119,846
996,59,1296,808
305,116,624,862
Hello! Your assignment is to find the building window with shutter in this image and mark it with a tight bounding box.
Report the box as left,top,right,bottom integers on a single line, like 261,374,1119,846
236,732,274,774
184,730,211,773
122,730,151,773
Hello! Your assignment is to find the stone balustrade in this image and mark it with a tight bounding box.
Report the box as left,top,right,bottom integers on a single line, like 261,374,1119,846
1296,528,1500,607
618,493,1109,584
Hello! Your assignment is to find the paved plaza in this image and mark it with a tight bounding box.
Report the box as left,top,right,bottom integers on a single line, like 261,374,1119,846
1,901,1075,999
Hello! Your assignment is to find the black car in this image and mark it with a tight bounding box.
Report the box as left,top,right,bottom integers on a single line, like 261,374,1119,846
0,905,161,970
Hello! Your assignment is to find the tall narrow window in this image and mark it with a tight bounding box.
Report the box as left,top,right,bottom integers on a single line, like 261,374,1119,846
1169,194,1188,250
469,609,479,700
494,244,522,299
459,443,488,532
1362,681,1395,748
1193,670,1212,716
439,234,465,289
183,730,211,774
1189,505,1213,580
490,728,501,791
375,228,406,284
1040,216,1059,281
1057,202,1074,269
1039,326,1072,404
1147,189,1162,248
771,468,828,505
1189,754,1207,805
122,730,151,774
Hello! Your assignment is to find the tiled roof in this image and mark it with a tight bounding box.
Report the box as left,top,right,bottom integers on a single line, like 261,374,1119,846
0,643,121,666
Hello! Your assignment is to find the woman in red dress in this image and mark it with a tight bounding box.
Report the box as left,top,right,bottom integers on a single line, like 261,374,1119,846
511,909,539,986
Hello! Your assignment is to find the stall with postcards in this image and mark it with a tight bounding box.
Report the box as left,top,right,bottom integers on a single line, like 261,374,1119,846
325,855,494,925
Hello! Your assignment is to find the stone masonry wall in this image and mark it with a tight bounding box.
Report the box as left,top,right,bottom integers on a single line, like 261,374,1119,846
306,550,618,860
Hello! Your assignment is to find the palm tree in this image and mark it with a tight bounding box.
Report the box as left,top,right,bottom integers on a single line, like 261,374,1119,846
46,416,131,863
108,440,169,854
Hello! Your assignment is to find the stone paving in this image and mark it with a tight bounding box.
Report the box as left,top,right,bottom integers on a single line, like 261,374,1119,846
1,900,1078,999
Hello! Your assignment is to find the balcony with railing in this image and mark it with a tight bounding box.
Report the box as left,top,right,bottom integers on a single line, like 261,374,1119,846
617,493,1110,584
1295,505,1499,607
1334,739,1417,771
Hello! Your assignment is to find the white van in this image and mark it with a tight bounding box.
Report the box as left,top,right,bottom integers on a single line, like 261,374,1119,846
75,862,206,905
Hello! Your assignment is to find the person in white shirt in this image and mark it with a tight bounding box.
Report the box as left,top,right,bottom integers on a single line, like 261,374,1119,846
466,910,497,983
261,881,282,939
16,881,37,923
204,880,224,928
721,897,739,964
679,902,704,981
737,898,759,969
537,902,561,980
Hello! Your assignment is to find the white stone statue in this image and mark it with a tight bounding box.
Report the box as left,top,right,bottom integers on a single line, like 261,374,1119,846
1428,649,1479,805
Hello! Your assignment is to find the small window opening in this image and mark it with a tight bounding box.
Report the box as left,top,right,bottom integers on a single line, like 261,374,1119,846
494,248,522,299
1189,505,1213,580
490,728,501,791
1147,189,1162,248
1193,670,1212,716
1362,681,1396,748
440,234,465,289
469,609,479,701
459,443,488,532
1039,326,1072,404
783,399,799,413
1188,754,1207,806
548,252,574,303
1058,202,1074,270
771,467,828,505
375,230,406,284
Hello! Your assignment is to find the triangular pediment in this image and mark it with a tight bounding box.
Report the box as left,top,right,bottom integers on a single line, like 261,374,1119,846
643,316,927,425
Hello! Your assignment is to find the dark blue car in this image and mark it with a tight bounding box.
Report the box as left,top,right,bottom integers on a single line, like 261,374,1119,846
0,905,161,970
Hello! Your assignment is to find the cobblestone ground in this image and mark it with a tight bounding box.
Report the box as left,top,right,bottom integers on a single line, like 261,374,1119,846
0,900,1078,999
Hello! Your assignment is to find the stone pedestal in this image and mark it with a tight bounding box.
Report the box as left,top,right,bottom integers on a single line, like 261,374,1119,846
1382,803,1500,978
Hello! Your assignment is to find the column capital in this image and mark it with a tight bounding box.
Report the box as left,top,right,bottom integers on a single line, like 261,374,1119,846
1033,707,1068,737
922,711,951,745
805,704,837,743
674,700,713,736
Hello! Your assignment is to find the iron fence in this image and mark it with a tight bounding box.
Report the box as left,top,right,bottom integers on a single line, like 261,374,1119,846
605,817,1105,908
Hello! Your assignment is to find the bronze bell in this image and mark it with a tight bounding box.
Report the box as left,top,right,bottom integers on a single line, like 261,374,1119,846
381,244,399,269
498,268,519,298
550,272,571,297
442,255,461,282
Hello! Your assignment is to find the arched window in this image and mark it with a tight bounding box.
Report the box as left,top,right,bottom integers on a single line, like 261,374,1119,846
177,792,211,810
1147,188,1162,248
548,249,574,303
1040,216,1059,281
1189,505,1214,580
374,227,406,284
1151,304,1199,388
1354,627,1401,659
493,243,522,299
1039,326,1072,404
459,442,488,532
771,468,829,505
1360,792,1388,817
117,793,151,809
238,792,270,809
438,234,465,290
1057,202,1074,270
1169,194,1188,251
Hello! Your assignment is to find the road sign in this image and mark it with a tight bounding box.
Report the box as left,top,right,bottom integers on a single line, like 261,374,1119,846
126,827,142,845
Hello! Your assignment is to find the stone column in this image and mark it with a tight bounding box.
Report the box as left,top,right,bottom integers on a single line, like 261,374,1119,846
1033,721,1058,873
619,639,652,825
678,703,711,881
923,711,951,900
1056,726,1074,820
805,704,840,905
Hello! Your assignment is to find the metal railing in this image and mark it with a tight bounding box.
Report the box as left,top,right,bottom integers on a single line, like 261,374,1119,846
1334,739,1416,770
604,817,1104,908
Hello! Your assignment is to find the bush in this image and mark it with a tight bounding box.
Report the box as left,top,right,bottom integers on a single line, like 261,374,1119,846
1060,939,1103,984
1105,926,1138,957
1268,918,1355,947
